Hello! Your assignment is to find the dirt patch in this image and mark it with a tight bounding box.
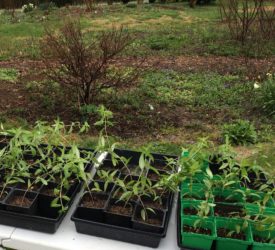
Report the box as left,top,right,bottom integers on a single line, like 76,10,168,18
142,198,166,210
183,207,198,215
7,195,33,208
217,228,246,240
214,203,245,217
41,187,55,196
116,55,275,79
107,202,133,216
2,55,274,79
254,235,271,243
135,214,163,226
17,183,42,192
81,193,108,209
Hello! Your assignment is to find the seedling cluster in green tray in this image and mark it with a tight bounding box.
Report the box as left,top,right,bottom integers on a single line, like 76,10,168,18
179,157,275,250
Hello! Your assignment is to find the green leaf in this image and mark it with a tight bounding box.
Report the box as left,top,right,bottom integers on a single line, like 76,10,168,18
119,191,132,201
139,155,145,171
235,225,241,234
141,209,146,221
205,167,213,179
40,178,48,186
224,181,236,187
62,195,70,202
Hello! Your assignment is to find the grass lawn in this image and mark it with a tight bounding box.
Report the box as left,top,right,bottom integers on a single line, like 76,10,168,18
0,2,274,174
1,3,274,59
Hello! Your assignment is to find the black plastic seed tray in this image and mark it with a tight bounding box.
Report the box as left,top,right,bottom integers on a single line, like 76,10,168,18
72,192,174,248
106,148,178,163
0,181,81,233
71,149,177,248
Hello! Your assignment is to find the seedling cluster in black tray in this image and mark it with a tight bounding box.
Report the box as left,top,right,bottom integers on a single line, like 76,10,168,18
72,149,178,248
0,136,96,233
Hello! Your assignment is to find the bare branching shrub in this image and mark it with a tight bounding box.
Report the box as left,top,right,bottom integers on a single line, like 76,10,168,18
219,0,275,61
41,20,138,107
258,5,275,40
219,0,275,43
219,0,264,44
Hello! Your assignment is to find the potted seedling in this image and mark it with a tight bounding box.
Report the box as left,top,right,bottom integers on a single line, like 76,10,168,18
178,138,211,183
234,187,274,208
180,166,217,250
44,145,91,214
181,216,216,250
0,151,15,209
0,145,37,214
77,178,113,222
111,155,168,233
77,163,117,223
182,200,215,217
181,183,207,200
251,217,275,250
241,164,272,189
3,166,38,215
132,204,166,233
132,175,168,233
208,140,238,175
5,189,38,215
216,218,252,250
214,201,246,218
132,151,179,229
105,190,135,227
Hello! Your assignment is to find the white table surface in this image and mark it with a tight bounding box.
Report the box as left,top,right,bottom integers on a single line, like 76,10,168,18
1,194,179,250
0,225,15,245
1,152,181,250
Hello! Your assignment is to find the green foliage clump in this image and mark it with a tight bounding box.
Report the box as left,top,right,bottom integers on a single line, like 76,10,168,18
222,120,258,145
141,71,195,106
0,68,18,82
